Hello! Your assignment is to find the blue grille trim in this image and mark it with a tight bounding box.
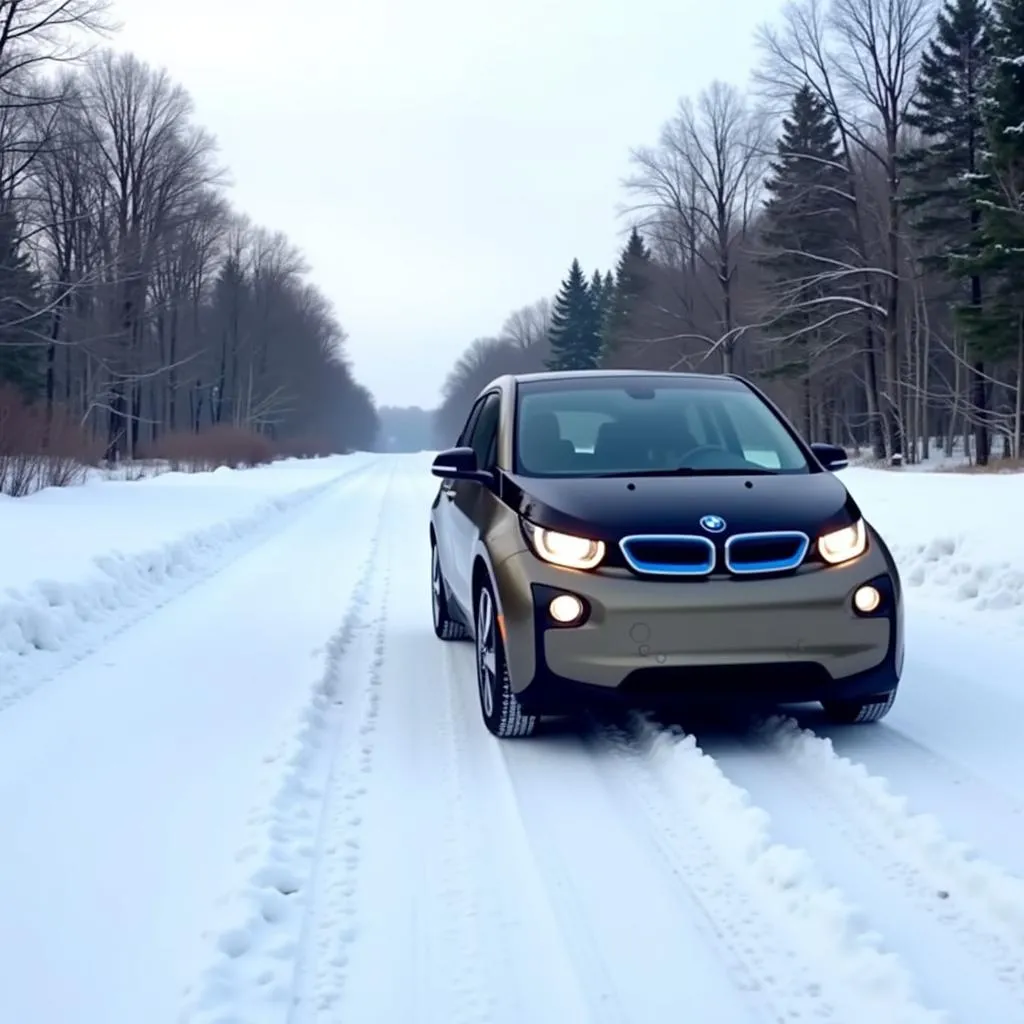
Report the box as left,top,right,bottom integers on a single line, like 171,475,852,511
619,534,716,577
724,531,810,575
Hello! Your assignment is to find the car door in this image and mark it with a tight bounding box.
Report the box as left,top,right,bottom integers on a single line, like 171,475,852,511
436,396,485,588
448,390,501,611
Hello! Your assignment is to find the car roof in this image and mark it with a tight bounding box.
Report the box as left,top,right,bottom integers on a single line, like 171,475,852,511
483,369,749,392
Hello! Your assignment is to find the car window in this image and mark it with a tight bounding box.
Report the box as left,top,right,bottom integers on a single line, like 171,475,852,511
456,397,486,447
724,398,785,469
514,379,809,476
468,392,501,469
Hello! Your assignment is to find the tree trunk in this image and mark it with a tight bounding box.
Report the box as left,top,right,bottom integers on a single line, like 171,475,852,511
1015,314,1023,459
862,330,884,457
969,272,989,465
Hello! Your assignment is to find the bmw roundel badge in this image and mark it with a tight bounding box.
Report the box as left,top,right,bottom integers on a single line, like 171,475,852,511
699,514,727,533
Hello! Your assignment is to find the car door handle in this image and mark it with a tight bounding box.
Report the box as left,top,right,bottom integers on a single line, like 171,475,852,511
442,485,456,500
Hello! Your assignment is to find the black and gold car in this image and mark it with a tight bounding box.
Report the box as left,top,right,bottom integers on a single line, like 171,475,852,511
429,370,903,738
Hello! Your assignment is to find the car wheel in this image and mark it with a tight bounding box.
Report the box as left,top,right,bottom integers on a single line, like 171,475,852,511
820,688,897,725
474,579,538,738
431,541,468,641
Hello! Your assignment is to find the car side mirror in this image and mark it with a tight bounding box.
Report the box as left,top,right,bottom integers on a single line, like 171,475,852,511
430,446,493,482
810,442,849,472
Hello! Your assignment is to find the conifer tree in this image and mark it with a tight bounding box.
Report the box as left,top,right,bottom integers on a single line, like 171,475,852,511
589,269,605,319
958,0,1024,457
589,268,615,341
0,210,45,397
903,0,994,461
758,85,850,437
546,259,601,370
602,227,651,365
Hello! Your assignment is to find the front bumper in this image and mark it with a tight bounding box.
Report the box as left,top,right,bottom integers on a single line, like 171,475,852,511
493,542,903,715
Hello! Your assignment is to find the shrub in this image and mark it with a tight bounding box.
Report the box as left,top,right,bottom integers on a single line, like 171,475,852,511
0,386,100,496
145,424,275,472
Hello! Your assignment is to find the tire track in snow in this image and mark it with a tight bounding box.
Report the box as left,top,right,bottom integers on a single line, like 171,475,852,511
284,536,391,1022
293,465,570,1024
299,466,500,1024
842,722,1024,816
283,466,497,1024
407,633,495,1022
440,647,622,1024
586,724,831,1022
597,715,946,1024
497,718,794,1023
178,463,394,1024
748,716,1024,1012
809,719,1024,872
280,460,403,1023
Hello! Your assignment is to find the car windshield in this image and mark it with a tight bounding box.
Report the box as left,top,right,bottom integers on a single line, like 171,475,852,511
513,378,811,477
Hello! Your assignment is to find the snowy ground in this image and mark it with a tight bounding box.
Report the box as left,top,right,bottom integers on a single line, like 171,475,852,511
1,454,1023,1023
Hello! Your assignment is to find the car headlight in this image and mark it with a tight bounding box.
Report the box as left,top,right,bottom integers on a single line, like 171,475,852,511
521,520,605,570
818,518,867,565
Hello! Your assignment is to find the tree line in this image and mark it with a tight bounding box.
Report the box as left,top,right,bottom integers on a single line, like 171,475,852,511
0,0,379,465
435,0,1023,466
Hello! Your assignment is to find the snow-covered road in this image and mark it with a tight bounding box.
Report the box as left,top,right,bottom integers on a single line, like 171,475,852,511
1,453,1023,1024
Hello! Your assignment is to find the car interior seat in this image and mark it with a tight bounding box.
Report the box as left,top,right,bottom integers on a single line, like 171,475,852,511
518,411,576,472
593,418,651,471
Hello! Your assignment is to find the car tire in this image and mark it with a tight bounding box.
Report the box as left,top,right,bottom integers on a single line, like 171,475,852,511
474,578,538,738
431,541,469,641
820,688,897,725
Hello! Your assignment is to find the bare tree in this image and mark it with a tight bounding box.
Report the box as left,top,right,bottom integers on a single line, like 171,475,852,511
498,297,551,351
0,0,114,76
624,81,767,371
755,0,932,457
433,311,557,445
833,0,932,456
0,38,379,488
79,49,222,458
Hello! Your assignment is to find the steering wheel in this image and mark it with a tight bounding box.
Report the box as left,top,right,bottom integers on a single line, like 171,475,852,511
676,443,728,465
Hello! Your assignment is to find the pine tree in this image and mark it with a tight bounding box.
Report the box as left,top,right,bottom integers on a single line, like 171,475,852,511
0,210,45,397
902,0,994,461
602,227,651,366
588,268,613,339
757,85,850,437
958,0,1024,457
546,259,601,371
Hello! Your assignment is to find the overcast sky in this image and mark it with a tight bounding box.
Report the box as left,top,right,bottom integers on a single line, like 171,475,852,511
108,0,774,409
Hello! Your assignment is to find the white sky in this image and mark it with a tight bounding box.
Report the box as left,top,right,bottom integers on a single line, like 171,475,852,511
107,0,774,408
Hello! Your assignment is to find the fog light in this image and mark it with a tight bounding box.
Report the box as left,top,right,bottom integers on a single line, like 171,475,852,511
549,594,584,624
853,585,881,613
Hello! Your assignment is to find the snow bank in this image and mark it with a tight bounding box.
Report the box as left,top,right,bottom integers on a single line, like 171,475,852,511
0,454,372,709
627,716,946,1024
761,716,1024,989
841,467,1024,623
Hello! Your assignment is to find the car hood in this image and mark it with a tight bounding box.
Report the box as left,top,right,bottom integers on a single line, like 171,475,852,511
506,471,860,542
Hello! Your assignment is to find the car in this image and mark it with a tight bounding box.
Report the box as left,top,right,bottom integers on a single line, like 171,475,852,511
428,369,903,738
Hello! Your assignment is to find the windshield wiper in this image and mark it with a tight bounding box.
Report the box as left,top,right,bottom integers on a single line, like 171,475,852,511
591,466,781,478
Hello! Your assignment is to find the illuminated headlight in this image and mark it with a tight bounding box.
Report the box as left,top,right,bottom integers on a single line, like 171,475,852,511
818,518,867,565
521,520,605,570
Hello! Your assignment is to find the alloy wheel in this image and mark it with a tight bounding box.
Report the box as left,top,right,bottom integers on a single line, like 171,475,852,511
431,546,442,627
476,587,497,717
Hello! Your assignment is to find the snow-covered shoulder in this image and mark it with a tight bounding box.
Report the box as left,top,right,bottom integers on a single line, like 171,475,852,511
0,454,371,710
840,466,1024,623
